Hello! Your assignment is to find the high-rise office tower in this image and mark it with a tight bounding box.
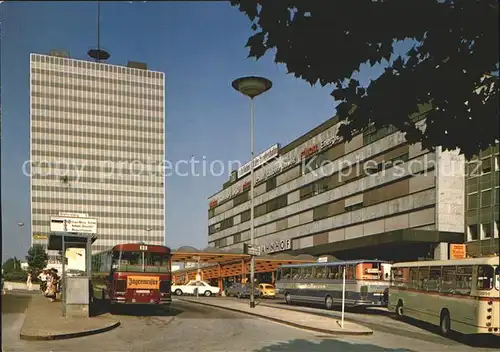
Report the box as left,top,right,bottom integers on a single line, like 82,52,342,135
29,51,165,262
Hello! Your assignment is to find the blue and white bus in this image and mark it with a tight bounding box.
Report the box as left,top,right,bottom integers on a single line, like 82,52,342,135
275,260,392,310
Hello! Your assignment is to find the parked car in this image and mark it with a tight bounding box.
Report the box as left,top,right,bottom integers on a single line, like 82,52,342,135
171,280,220,297
225,282,260,299
258,283,276,298
65,269,85,277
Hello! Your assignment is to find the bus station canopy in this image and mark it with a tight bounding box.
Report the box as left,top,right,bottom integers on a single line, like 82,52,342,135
171,246,317,283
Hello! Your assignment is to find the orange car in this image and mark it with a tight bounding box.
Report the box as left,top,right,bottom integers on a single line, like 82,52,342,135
258,283,276,298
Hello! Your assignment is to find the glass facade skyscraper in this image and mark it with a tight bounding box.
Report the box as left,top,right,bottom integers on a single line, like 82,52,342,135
29,52,165,262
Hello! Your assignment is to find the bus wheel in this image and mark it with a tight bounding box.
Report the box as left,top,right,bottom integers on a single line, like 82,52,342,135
325,295,334,310
284,293,291,305
396,301,404,317
175,289,183,296
440,310,451,337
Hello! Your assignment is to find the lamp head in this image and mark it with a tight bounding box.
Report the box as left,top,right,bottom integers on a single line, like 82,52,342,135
232,76,272,99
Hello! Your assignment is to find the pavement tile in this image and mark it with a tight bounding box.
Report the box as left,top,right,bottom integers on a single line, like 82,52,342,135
19,294,120,340
179,297,373,336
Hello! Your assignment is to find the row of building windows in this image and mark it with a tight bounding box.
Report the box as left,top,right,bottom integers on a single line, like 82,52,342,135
31,150,163,165
31,79,163,101
32,208,164,220
467,187,500,209
31,174,163,187
32,54,161,78
32,138,163,155
31,126,163,145
210,122,403,213
30,160,161,176
32,91,163,112
31,185,163,198
211,184,431,249
468,221,500,241
31,114,164,134
31,196,163,209
209,149,416,236
32,103,162,122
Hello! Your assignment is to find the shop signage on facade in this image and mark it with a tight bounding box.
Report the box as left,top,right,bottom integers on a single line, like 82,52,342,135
237,144,279,178
260,239,292,254
450,244,466,260
230,171,237,183
301,145,319,159
209,200,217,208
209,124,343,207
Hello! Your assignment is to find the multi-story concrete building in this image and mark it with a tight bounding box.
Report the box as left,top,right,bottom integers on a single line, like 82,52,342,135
29,51,165,261
208,111,466,262
465,144,500,257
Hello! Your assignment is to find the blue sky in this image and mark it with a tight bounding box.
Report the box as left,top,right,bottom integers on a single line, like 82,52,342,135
1,1,388,260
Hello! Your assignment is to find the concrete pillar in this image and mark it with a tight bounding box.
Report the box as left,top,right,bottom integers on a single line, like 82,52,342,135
217,264,222,292
241,260,245,282
434,242,449,260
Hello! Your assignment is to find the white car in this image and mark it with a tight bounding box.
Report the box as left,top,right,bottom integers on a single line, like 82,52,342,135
171,280,220,297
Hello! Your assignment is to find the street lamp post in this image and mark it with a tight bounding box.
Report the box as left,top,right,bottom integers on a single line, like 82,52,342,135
17,223,25,270
232,76,272,308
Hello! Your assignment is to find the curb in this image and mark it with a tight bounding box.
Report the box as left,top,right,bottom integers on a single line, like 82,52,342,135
178,298,372,336
20,320,121,341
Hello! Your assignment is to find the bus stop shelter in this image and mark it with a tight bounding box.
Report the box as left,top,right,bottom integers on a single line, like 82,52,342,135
47,232,97,317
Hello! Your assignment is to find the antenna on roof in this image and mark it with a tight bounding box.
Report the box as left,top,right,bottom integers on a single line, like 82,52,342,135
87,1,110,62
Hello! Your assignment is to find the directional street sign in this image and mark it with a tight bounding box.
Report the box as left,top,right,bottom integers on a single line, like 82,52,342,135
244,243,261,256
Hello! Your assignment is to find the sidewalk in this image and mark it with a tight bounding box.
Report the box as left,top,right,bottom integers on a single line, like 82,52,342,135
20,293,120,340
4,281,40,292
178,297,373,336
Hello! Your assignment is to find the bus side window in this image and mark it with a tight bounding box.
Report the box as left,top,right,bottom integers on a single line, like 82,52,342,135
346,265,355,280
418,267,430,290
426,267,442,292
477,265,494,290
390,267,407,288
282,267,291,279
326,266,338,280
302,266,312,279
440,266,457,293
455,266,472,295
316,266,326,279
276,269,281,281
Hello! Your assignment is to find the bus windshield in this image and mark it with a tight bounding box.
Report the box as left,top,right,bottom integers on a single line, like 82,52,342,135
112,251,171,273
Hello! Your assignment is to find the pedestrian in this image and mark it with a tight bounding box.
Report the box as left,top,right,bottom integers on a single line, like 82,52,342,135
45,271,57,302
38,270,47,293
26,272,33,291
1,269,5,295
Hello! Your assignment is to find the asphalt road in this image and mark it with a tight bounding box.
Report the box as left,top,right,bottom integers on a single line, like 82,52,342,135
2,292,498,352
240,296,500,351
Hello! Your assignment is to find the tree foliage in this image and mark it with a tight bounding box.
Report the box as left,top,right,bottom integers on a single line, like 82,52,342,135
231,0,499,158
26,245,48,272
2,257,22,273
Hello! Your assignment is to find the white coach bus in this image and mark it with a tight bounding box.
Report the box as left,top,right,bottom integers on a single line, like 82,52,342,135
388,256,499,337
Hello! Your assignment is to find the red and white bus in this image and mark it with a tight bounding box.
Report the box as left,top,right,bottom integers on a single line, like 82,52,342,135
91,243,172,310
